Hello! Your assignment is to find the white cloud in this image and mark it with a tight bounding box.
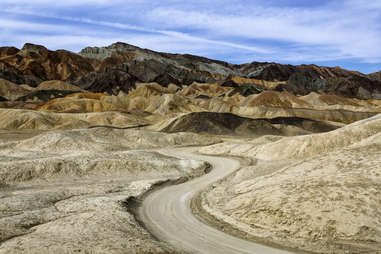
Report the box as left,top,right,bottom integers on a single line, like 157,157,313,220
344,0,381,9
0,0,125,6
1,10,270,54
0,18,77,33
147,6,381,62
1,0,381,69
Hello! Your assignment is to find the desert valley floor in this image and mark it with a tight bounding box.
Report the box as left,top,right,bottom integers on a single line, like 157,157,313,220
0,43,381,254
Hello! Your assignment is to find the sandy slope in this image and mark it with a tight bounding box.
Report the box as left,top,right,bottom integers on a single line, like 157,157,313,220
0,109,148,130
33,83,381,125
0,79,30,100
0,129,214,253
199,114,381,253
0,91,380,253
36,80,85,92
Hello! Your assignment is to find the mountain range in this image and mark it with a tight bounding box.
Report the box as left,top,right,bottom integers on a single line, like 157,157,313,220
1,42,380,99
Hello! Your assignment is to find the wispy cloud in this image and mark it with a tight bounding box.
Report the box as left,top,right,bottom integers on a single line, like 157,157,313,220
147,5,381,61
0,0,381,73
0,0,126,6
1,8,270,53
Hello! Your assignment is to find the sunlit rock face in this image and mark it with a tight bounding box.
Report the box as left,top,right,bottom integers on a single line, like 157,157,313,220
1,42,380,99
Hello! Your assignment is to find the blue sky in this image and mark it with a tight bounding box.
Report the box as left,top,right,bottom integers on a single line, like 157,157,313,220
1,0,381,73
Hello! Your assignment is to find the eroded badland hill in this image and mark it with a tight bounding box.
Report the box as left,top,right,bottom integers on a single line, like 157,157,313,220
0,42,380,253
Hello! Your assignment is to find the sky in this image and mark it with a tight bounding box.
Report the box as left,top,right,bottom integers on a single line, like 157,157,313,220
1,0,381,74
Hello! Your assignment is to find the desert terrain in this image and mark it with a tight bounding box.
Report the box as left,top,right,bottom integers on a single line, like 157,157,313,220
0,42,380,253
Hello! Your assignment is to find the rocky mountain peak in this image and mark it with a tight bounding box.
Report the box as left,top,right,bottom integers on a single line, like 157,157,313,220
79,46,112,59
1,41,381,99
369,71,381,80
21,43,48,54
107,42,141,52
79,42,142,59
0,46,20,57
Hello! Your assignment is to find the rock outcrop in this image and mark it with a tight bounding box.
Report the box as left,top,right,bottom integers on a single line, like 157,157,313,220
0,78,30,100
159,112,338,136
1,42,380,99
369,71,381,80
37,80,84,92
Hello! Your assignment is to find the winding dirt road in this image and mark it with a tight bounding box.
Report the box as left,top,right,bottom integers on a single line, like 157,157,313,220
139,147,295,254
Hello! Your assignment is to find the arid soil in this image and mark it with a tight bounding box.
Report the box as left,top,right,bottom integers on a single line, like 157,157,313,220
0,129,214,254
139,147,295,254
199,114,381,253
0,42,380,253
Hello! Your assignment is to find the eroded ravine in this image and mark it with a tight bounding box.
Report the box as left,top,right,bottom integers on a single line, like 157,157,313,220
139,147,296,254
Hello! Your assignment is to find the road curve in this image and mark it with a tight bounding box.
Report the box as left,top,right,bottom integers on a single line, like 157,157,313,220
139,147,295,254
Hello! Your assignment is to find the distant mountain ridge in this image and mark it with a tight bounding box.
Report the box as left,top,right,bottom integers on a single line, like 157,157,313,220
369,71,381,80
0,42,380,99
